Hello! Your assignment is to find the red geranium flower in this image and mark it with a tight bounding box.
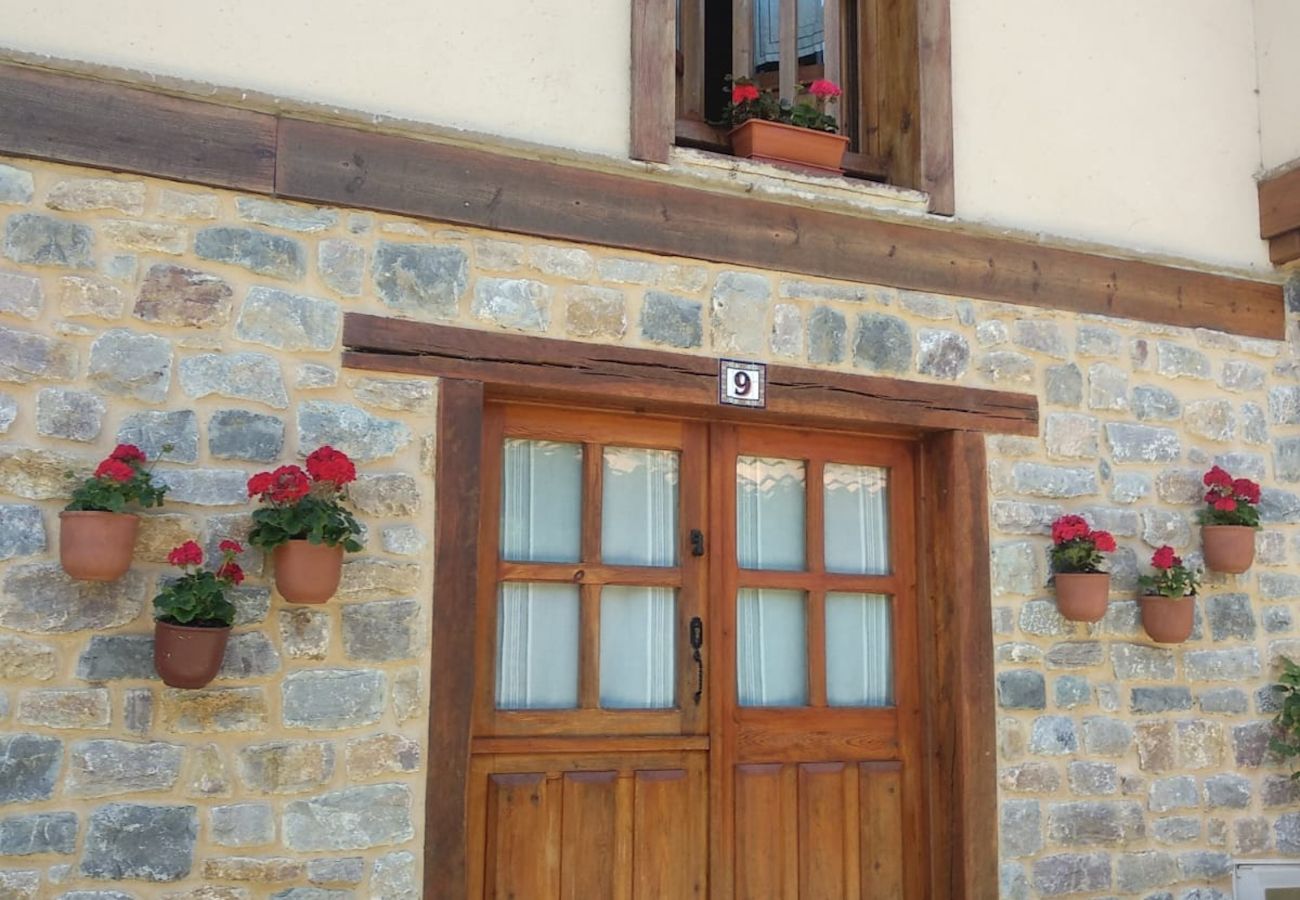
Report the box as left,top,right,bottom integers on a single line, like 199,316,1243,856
247,471,274,499
1203,465,1232,488
218,539,244,554
109,443,146,464
306,446,357,487
94,458,135,483
1151,545,1177,570
1213,496,1237,512
268,465,311,504
168,540,204,567
808,79,841,99
1090,530,1116,553
731,82,760,104
217,561,245,585
1051,514,1090,544
1233,478,1261,504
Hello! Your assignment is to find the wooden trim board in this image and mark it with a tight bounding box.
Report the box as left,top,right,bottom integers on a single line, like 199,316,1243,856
0,61,1283,338
1259,163,1300,240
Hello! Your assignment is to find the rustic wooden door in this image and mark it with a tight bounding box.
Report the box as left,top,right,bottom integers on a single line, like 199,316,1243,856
467,404,920,899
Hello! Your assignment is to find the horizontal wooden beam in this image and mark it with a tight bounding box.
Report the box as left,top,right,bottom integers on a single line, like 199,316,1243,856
0,63,276,193
1270,228,1300,266
341,313,1039,436
1260,163,1300,240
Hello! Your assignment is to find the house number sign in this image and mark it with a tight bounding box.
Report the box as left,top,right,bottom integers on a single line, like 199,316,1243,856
719,359,766,408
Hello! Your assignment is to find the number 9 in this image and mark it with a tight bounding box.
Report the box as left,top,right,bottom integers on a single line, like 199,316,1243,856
733,371,752,396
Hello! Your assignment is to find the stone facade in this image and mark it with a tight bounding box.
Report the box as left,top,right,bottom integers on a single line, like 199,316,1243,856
0,154,1298,898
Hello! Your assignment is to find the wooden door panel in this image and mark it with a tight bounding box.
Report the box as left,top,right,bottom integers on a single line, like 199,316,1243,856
733,764,795,900
798,762,850,899
859,762,904,897
560,771,620,900
633,767,706,899
484,773,561,900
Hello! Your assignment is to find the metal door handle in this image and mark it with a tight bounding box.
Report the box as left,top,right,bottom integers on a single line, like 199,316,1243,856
689,617,704,705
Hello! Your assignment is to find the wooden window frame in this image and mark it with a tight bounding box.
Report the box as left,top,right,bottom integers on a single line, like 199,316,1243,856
632,0,955,213
352,315,1009,899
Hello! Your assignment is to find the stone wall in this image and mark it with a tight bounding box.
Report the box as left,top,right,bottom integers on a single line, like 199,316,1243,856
0,153,1298,899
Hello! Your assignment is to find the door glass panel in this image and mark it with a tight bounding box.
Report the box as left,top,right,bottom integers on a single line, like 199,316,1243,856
600,586,677,709
824,463,890,575
736,456,806,571
496,583,580,709
501,439,582,563
825,592,893,707
602,447,680,567
737,588,808,706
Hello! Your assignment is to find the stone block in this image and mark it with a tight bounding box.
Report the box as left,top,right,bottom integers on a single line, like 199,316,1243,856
806,306,846,364
529,245,593,280
1111,642,1174,680
158,189,219,220
709,272,770,354
0,269,42,320
997,671,1046,710
1029,716,1077,755
1,564,145,633
472,278,551,332
381,525,424,556
133,264,233,328
372,851,417,900
640,291,702,348
337,559,419,600
976,350,1034,385
1203,773,1250,809
1204,593,1255,641
1132,384,1181,421
0,871,38,900
0,164,34,204
183,743,232,798
344,734,420,779
1000,762,1061,793
991,542,1040,596
18,688,110,729
88,328,172,402
298,401,411,463
1018,599,1074,637
349,474,421,517
564,286,626,339
282,783,414,851
900,291,953,319
211,803,275,848
1044,413,1099,459
4,213,93,268
1011,462,1097,498
307,857,365,885
1177,719,1223,768
341,599,419,662
1152,815,1201,844
0,634,56,680
392,668,423,724
237,741,335,794
1135,721,1176,772
1044,641,1103,669
36,388,104,442
236,197,337,233
1077,325,1121,357
1177,851,1230,880
1114,851,1178,893
160,687,268,733
48,178,145,214
1184,399,1235,442
80,803,197,882
0,324,78,384
1054,676,1090,709
317,239,364,297
1087,362,1128,411
235,287,339,351
976,320,1008,347
1131,687,1192,714
195,226,305,280
281,669,385,730
208,410,284,462
0,733,61,805
218,632,281,680
1184,647,1261,680
1148,775,1197,812
1156,341,1210,379
1046,801,1144,846
153,469,249,506
852,313,911,374
279,609,331,660
916,329,969,380
0,811,77,855
0,505,45,561
124,689,153,736
200,857,304,882
1031,853,1110,896
599,258,662,286
1104,422,1180,463
1011,320,1068,358
67,740,182,797
1110,472,1150,504
372,242,468,316
117,410,199,464
1044,363,1083,407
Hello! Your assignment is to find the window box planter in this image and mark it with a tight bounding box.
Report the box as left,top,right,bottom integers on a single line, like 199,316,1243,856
728,120,850,175
59,511,139,581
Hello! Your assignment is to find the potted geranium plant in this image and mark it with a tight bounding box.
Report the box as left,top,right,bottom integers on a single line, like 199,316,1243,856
722,76,850,174
1138,545,1201,643
247,446,363,604
153,540,242,688
1198,465,1260,574
1049,514,1117,622
60,443,168,581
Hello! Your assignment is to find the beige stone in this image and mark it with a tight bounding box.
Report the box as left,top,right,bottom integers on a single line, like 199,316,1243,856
184,743,234,798
135,513,201,563
201,857,306,883
102,219,188,254
337,558,421,600
346,733,422,779
0,446,88,500
161,687,269,733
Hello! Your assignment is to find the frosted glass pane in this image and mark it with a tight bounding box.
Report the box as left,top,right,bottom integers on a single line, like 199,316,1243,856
602,447,679,567
496,583,579,709
824,463,890,575
501,439,582,562
736,456,806,571
737,589,808,706
600,586,676,709
825,593,893,707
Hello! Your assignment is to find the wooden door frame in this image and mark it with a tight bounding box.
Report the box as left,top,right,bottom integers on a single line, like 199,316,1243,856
363,316,1016,900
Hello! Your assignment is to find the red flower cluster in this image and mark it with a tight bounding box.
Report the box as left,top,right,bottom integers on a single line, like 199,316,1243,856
1203,465,1261,510
110,444,146,464
247,465,311,504
306,446,357,486
807,79,842,99
168,540,204,567
731,82,760,104
1151,545,1180,570
1050,514,1116,552
218,539,244,554
94,458,135,483
217,561,245,585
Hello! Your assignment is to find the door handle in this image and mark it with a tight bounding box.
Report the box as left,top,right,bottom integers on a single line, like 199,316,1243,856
689,617,704,705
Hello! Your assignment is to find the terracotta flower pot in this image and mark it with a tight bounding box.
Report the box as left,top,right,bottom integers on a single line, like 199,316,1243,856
59,511,139,581
1201,525,1256,574
154,620,231,688
1053,573,1110,622
728,119,850,174
273,540,344,604
1140,594,1195,644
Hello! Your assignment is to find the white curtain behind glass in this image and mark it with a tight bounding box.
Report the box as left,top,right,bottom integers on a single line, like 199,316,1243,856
753,0,826,67
736,456,806,571
602,447,678,567
823,463,890,575
825,592,892,706
737,588,808,706
500,439,582,563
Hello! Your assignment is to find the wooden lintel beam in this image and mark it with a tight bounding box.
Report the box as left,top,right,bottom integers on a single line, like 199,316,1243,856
1270,228,1300,267
1260,163,1300,240
341,313,1038,436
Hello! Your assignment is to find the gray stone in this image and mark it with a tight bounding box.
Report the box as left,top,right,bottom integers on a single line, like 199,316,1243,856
236,197,337,233
179,352,288,409
1105,423,1179,463
1115,851,1178,893
48,178,145,214
88,329,172,402
0,324,77,383
1111,642,1174,680
219,633,281,680
806,307,846,364
1047,801,1144,846
279,609,331,660
1156,342,1211,379
1221,359,1266,392
1277,814,1300,854
0,505,45,561
996,642,1043,664
153,469,249,506
991,541,1039,596
1236,816,1271,854
0,392,15,432
381,526,424,556
4,213,93,268
372,242,468,316
81,803,197,882
1184,399,1235,442
1154,469,1202,505
1204,593,1255,641
1045,641,1103,669
1082,717,1133,757
991,500,1062,535
1264,774,1300,807
18,688,110,728
1203,773,1249,809
344,734,420,779
711,272,770,354
976,350,1035,385
997,671,1046,709
0,872,38,900
916,329,968,379
341,600,418,662
976,320,1008,347
372,850,417,900
852,313,911,373
1031,853,1110,896
298,401,411,463
1080,506,1140,536
237,741,335,794
1132,385,1181,421
1044,363,1083,407
158,189,220,220
76,635,157,681
640,291,702,348
1,564,145,633
0,164,34,204
1130,687,1192,714
1110,472,1150,504
307,857,365,885
102,219,186,254
124,689,152,736
1087,363,1128,411
235,287,339,351
1000,801,1042,861
1044,413,1099,459
1000,762,1061,793
1141,509,1191,549
282,783,414,851
117,410,199,464
1262,488,1300,523
473,278,550,332
282,669,385,729
1013,320,1068,358
1271,386,1300,424
1184,647,1261,680
1077,325,1122,357
529,246,593,280
195,226,305,280
1233,721,1276,767
599,258,661,285
0,270,42,320
1153,816,1201,844
231,588,271,627
297,364,337,389
1018,600,1074,637
1068,761,1117,796
392,668,422,724
0,734,61,805
1216,449,1267,479
900,292,953,319
1011,462,1097,498
1029,716,1077,755
0,811,77,855
1198,688,1248,714
134,264,233,328
68,740,182,797
1054,676,1090,709
564,286,626,339
1266,605,1293,633
318,240,364,297
1244,401,1270,444
349,474,421,517
1177,852,1230,880
36,388,104,442
211,803,274,848
208,410,284,462
1148,775,1198,812
270,889,351,900
1278,437,1300,483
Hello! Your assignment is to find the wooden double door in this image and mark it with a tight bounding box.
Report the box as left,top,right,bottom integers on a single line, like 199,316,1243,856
467,403,923,899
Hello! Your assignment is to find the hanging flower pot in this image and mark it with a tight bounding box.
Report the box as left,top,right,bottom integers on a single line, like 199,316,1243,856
1138,545,1201,644
1048,515,1116,622
722,76,850,174
152,540,242,689
1197,465,1260,574
272,541,344,604
60,443,168,581
248,447,364,605
59,511,140,581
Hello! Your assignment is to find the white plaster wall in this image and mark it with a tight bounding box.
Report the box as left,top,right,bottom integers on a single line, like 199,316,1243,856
1255,0,1300,171
0,0,632,158
950,0,1269,270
